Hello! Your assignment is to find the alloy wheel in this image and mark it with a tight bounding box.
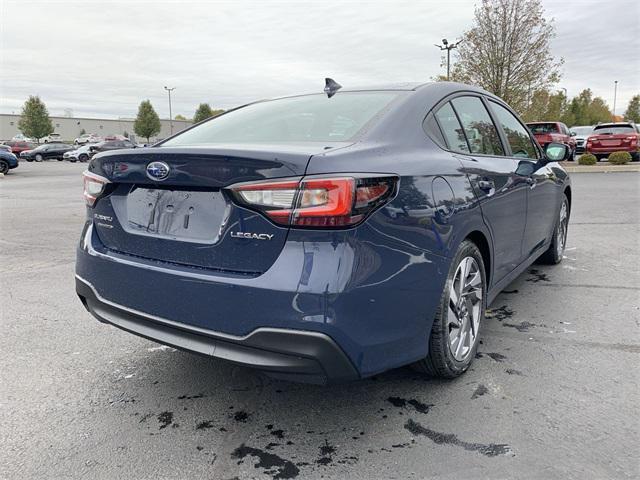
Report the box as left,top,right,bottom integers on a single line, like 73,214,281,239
556,199,568,257
448,256,483,361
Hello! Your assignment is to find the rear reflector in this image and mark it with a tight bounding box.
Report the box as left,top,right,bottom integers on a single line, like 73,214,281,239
230,175,397,228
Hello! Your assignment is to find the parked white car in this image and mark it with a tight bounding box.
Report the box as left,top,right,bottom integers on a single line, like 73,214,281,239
63,144,93,162
42,133,63,143
11,133,36,142
74,133,101,145
569,125,594,154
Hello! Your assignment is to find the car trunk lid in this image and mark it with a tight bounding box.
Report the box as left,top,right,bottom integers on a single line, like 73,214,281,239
588,133,633,148
87,144,348,273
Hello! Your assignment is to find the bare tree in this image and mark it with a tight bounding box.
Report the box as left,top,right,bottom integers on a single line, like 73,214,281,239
450,0,563,113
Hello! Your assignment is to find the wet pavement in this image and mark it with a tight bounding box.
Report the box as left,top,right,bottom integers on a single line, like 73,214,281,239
1,162,638,479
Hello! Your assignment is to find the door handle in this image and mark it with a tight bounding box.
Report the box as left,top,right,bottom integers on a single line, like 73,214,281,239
478,179,495,191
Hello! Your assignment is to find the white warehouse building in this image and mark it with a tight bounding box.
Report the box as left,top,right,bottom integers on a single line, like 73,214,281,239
0,114,192,143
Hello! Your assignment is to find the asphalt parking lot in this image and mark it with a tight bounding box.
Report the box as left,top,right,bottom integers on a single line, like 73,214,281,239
1,161,638,480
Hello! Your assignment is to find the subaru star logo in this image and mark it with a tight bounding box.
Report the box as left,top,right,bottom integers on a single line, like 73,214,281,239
146,161,170,181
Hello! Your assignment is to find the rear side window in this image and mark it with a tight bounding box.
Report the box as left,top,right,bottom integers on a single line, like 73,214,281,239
423,114,446,147
434,102,470,153
162,92,400,145
450,96,504,156
490,101,538,159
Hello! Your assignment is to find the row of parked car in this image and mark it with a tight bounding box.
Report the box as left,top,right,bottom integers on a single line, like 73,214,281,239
525,121,640,161
1,134,140,165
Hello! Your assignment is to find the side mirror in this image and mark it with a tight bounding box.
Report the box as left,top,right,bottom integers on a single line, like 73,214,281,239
570,131,577,137
544,142,570,162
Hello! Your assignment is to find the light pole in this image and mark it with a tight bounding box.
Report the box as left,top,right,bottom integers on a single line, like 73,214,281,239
612,81,618,120
164,86,176,135
435,38,462,81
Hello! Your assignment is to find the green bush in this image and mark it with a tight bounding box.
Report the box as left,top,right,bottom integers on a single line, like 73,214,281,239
578,154,597,165
608,151,632,165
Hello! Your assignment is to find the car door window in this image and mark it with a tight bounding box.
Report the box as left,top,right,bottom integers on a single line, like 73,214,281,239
489,101,539,159
434,102,470,153
450,96,504,156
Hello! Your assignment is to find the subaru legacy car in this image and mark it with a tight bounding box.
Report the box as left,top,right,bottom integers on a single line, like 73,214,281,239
76,81,571,384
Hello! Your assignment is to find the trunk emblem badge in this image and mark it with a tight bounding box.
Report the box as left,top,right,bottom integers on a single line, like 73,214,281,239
230,231,274,241
146,161,170,181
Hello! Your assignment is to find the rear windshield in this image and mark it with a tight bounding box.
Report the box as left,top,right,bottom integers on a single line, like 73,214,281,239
593,125,635,135
526,123,559,134
162,92,399,146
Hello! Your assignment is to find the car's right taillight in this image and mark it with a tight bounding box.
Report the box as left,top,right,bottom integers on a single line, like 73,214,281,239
230,175,397,228
82,170,110,207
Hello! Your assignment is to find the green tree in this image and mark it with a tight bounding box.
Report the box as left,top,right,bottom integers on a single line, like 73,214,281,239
18,96,54,143
133,100,161,142
193,103,215,123
174,114,188,121
521,89,566,123
562,89,611,126
624,95,640,123
448,0,563,113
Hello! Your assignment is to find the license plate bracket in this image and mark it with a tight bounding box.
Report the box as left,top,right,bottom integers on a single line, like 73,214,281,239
124,188,227,243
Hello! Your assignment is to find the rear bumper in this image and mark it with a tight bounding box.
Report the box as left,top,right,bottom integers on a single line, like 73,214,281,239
587,146,639,155
76,275,358,384
76,219,449,380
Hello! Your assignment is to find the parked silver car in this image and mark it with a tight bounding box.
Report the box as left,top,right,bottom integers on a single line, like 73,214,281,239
570,125,594,154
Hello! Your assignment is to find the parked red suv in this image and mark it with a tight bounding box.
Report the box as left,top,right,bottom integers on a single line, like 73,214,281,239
526,122,577,160
586,122,640,161
2,141,37,156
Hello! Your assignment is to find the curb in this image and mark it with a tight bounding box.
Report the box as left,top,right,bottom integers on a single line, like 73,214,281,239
560,163,640,173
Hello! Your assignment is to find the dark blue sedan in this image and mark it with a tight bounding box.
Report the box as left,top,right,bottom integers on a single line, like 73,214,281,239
76,81,571,383
0,150,19,174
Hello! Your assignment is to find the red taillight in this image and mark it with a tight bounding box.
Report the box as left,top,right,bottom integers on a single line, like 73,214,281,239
230,175,396,228
83,170,110,206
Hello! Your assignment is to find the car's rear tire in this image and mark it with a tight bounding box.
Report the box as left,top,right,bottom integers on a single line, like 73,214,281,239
537,194,570,265
35,154,43,162
414,240,486,378
0,160,9,174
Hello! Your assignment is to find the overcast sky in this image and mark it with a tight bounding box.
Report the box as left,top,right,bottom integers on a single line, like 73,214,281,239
1,0,638,120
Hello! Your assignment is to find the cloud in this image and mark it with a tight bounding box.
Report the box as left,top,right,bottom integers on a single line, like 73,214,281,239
1,0,638,119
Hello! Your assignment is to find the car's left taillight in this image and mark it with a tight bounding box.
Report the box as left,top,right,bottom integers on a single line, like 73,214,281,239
230,175,397,228
83,171,110,207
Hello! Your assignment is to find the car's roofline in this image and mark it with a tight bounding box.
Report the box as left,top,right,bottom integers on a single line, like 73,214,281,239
594,122,635,127
230,81,494,109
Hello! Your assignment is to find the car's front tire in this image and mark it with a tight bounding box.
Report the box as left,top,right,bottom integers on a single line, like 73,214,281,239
538,194,570,265
414,240,486,378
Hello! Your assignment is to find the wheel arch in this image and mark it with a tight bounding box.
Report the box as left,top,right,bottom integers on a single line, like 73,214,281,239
563,185,572,210
465,230,492,287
